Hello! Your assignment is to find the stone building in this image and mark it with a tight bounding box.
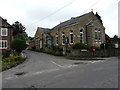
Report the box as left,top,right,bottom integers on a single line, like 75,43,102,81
31,11,105,50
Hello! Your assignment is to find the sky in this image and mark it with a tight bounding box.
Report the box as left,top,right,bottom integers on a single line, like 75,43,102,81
0,0,119,37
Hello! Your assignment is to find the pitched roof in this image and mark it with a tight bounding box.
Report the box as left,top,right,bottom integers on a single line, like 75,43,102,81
52,12,94,30
0,16,12,27
37,27,51,34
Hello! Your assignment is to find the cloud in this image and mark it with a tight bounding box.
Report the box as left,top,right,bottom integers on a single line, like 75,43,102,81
0,0,118,37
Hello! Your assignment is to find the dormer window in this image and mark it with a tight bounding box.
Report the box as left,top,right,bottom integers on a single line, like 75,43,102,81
1,28,8,36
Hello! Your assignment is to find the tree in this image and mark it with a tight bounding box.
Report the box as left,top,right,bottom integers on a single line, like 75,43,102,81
11,39,27,53
12,21,28,40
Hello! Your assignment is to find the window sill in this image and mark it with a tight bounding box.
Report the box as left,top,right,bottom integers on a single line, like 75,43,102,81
1,35,8,36
70,43,73,45
0,48,7,49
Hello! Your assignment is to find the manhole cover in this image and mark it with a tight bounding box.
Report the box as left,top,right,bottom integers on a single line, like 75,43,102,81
15,72,27,76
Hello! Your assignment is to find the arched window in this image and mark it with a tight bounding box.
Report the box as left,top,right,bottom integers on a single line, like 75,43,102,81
95,28,98,41
80,29,84,43
70,30,73,44
98,28,101,41
94,27,101,42
62,32,65,45
56,33,58,45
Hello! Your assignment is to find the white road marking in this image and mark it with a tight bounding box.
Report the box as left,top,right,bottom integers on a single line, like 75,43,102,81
90,60,104,63
51,61,63,67
22,69,60,77
4,77,13,80
34,69,60,75
63,65,78,68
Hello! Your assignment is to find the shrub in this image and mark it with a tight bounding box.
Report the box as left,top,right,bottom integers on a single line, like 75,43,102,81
53,46,63,51
31,46,36,51
100,43,115,49
11,39,27,53
2,55,26,71
2,50,11,58
37,48,63,56
72,43,88,49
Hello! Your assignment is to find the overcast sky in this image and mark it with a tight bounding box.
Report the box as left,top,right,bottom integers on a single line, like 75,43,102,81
0,0,119,37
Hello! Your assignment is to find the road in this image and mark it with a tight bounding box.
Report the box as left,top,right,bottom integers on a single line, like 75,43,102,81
2,50,118,88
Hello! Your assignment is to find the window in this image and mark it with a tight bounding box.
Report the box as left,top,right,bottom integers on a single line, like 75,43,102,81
70,30,73,44
56,33,58,45
94,27,101,42
98,29,101,41
80,29,84,43
62,32,65,45
0,40,7,49
1,28,8,36
95,28,98,41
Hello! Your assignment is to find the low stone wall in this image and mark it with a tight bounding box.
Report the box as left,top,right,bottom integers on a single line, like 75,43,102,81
70,49,120,57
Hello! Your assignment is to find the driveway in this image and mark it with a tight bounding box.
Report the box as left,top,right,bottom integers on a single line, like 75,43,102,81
2,50,118,88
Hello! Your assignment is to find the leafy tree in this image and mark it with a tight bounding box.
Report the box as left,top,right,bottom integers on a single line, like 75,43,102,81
12,21,28,40
11,39,27,53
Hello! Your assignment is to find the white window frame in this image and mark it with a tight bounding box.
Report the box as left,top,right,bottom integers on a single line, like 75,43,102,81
62,32,65,45
70,30,73,44
56,33,58,45
95,28,98,41
98,28,101,41
94,27,101,42
1,28,8,36
0,40,7,49
80,28,84,43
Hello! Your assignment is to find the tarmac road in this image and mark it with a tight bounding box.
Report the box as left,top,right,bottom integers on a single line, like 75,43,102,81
2,50,118,88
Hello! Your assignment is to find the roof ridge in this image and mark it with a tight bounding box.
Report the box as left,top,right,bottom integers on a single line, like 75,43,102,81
52,11,93,30
38,27,50,30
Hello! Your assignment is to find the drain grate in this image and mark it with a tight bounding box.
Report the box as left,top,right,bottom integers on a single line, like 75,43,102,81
15,72,27,76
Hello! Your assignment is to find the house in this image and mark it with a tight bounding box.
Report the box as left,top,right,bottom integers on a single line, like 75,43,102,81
31,11,105,50
0,16,13,51
106,35,120,49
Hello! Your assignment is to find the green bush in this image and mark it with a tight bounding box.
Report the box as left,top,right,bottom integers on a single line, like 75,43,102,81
11,39,27,53
53,46,63,51
2,50,11,58
31,46,36,51
100,43,115,49
36,48,63,56
72,43,88,49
